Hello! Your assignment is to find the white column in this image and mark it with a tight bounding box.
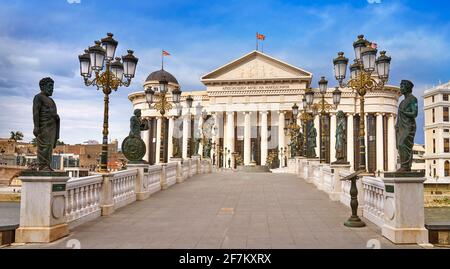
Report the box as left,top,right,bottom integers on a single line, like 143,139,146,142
167,116,174,159
330,113,337,163
261,111,268,166
198,115,204,157
142,126,150,162
376,113,384,172
244,112,251,165
227,112,235,167
155,117,162,164
182,115,189,159
387,113,397,171
314,115,320,158
278,111,285,167
347,113,354,171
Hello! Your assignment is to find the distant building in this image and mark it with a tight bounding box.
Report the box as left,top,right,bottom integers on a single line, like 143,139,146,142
54,139,123,171
412,144,425,173
423,81,450,179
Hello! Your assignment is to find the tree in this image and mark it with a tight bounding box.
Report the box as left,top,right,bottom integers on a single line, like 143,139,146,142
10,131,24,142
31,138,37,147
56,140,65,146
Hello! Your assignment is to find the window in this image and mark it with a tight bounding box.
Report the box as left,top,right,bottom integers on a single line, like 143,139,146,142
433,139,436,153
433,130,436,133
432,95,435,102
446,161,450,177
444,107,449,122
444,94,449,101
432,108,435,123
445,129,450,133
445,138,450,153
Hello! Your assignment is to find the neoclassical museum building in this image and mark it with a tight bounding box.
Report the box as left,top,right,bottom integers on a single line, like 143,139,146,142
128,50,400,173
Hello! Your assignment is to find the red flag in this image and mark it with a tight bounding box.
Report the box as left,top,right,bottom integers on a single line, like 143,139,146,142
256,33,266,40
162,50,170,56
370,43,378,49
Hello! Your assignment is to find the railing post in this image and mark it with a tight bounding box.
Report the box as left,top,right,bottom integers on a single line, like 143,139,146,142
100,173,115,216
15,171,70,243
160,164,168,190
329,163,351,201
188,158,192,178
127,164,149,201
381,175,429,244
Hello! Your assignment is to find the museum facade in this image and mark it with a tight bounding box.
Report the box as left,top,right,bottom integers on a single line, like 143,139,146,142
128,50,401,173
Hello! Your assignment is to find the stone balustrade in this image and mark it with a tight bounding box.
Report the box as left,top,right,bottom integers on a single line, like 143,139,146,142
362,176,385,228
66,175,103,229
15,157,211,243
288,157,428,245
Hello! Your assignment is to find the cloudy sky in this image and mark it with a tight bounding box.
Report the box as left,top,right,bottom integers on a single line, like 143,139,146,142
0,0,449,144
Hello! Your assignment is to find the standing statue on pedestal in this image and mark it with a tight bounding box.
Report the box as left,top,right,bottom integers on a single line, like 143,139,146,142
396,80,418,172
334,110,348,164
33,77,60,171
122,109,149,163
173,137,181,158
307,120,317,158
193,129,202,156
203,138,212,158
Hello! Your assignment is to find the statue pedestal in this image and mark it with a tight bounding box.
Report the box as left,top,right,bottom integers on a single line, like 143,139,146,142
381,173,429,244
329,163,351,201
15,171,70,243
305,158,320,183
295,156,306,178
170,158,184,183
127,164,150,201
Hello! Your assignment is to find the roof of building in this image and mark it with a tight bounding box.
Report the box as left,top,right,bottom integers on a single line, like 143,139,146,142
423,81,450,96
145,69,179,85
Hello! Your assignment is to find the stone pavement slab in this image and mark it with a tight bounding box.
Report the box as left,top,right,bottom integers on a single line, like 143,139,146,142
9,172,420,249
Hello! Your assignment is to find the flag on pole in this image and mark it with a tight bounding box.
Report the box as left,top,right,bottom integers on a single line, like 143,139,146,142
162,50,171,56
256,33,266,40
370,42,378,49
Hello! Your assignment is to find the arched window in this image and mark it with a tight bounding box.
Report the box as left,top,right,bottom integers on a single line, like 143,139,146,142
445,161,450,177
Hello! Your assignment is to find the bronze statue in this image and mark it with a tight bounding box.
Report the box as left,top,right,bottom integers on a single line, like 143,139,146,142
33,77,60,171
396,80,418,172
173,137,181,158
122,109,149,163
334,111,347,164
203,138,212,158
307,120,317,158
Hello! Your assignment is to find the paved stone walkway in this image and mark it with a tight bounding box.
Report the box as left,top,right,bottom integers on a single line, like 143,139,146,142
14,172,420,249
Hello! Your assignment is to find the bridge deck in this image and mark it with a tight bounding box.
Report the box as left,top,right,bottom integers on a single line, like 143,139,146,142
15,172,419,249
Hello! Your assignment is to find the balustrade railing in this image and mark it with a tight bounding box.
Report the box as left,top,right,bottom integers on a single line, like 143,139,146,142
66,175,103,228
112,169,137,209
165,162,178,187
362,176,385,228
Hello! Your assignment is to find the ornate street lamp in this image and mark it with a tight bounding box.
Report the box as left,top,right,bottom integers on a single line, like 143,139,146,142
145,77,181,117
333,34,391,171
304,77,341,163
78,33,138,173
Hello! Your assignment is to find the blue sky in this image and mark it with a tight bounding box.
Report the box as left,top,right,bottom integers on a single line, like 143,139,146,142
0,0,449,144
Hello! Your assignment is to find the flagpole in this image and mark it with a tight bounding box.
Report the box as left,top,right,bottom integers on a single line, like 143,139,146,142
256,32,258,51
161,49,164,70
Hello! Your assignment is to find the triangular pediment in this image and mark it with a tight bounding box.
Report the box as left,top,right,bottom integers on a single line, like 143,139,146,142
201,50,312,83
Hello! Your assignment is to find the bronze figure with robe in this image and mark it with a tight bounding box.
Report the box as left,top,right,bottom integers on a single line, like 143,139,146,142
33,77,60,171
307,120,317,158
395,80,418,172
334,110,347,164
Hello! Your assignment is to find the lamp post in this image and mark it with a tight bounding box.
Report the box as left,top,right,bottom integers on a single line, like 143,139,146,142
304,78,342,163
333,34,391,172
144,76,182,163
78,33,138,173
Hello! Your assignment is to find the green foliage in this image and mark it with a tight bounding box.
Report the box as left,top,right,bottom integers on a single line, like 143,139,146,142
9,131,24,142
